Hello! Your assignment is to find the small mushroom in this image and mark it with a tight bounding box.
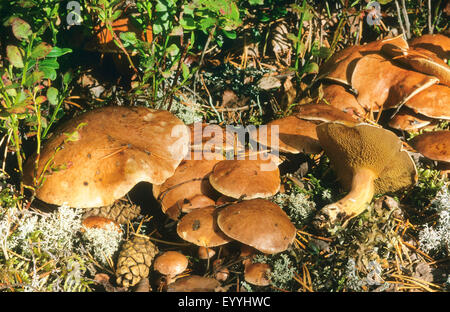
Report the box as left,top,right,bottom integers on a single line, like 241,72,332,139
167,275,221,292
198,246,216,260
217,198,296,254
81,216,121,233
320,84,366,118
244,262,272,287
209,158,281,200
177,206,233,247
180,195,216,214
313,122,417,229
153,251,188,284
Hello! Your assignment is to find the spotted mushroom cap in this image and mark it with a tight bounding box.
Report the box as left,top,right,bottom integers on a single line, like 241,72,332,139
216,198,296,254
408,130,450,163
23,106,190,208
316,122,418,194
177,206,233,247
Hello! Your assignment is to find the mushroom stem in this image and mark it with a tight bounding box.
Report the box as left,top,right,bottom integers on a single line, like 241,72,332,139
315,167,376,229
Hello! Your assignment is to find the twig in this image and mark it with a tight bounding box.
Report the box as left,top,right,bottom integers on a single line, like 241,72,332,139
427,0,434,34
395,1,407,39
400,0,411,39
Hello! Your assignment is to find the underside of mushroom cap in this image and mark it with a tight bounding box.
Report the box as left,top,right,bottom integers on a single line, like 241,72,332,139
316,122,418,195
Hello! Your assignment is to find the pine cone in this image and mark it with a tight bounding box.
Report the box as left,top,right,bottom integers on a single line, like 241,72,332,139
115,235,158,288
83,199,141,225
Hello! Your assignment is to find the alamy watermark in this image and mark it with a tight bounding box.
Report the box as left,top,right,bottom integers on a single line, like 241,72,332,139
366,1,382,26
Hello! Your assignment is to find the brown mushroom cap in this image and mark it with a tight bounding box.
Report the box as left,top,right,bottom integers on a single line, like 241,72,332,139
153,158,221,219
409,130,450,163
403,84,450,120
318,35,409,86
388,107,434,131
198,246,216,259
249,115,322,154
167,275,220,292
217,199,296,254
209,158,281,199
181,195,216,214
350,53,439,112
320,84,366,117
409,34,450,62
153,251,188,277
316,122,417,194
177,206,233,247
244,262,272,286
81,216,121,233
23,107,190,208
293,103,358,124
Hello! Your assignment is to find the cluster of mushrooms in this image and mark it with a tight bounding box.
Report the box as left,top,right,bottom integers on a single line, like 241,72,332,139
22,33,449,290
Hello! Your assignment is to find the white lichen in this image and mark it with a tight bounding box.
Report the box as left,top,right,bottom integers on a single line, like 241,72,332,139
273,191,316,226
81,223,123,266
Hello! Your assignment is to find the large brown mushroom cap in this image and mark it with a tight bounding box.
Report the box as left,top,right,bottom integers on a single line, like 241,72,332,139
350,54,439,112
403,84,450,120
409,34,450,62
249,115,322,154
318,35,409,86
209,158,281,200
409,130,450,163
153,251,188,277
217,198,296,254
316,122,417,194
23,107,190,208
177,207,233,247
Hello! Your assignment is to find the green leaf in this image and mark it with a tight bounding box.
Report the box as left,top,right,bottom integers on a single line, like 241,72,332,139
301,62,319,74
24,70,44,87
181,63,190,80
248,0,264,5
11,18,32,41
180,17,196,30
222,29,236,39
39,58,59,80
30,42,53,59
6,45,24,68
63,70,73,85
46,47,72,58
46,87,59,106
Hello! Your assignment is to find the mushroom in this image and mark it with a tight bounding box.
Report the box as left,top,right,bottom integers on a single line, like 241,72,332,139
249,115,322,155
408,130,450,175
408,34,450,62
209,158,281,200
313,122,418,229
318,35,409,87
320,84,366,118
81,216,121,233
153,157,221,219
153,251,189,284
180,195,216,214
388,107,435,132
293,103,358,124
198,246,216,260
177,206,233,247
350,53,439,112
23,106,190,208
402,84,450,120
216,198,296,254
167,275,221,292
244,262,272,287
